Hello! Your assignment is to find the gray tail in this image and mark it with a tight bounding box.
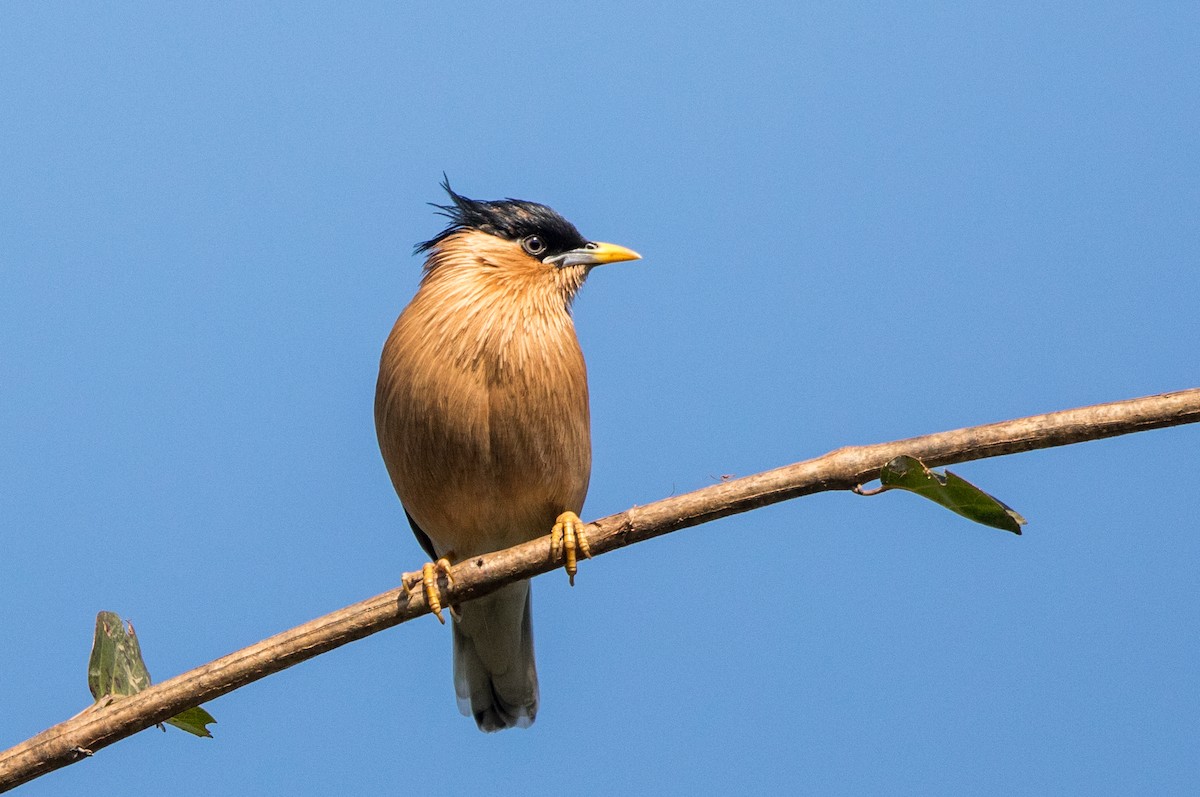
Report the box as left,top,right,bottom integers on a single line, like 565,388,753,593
452,580,538,731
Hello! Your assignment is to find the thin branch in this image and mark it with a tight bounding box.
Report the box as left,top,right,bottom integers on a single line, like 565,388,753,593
3,387,1199,791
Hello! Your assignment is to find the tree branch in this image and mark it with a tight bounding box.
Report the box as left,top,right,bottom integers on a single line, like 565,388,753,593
3,387,1199,791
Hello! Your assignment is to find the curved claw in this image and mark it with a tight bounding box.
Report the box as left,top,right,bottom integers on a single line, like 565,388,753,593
402,558,454,623
550,511,592,586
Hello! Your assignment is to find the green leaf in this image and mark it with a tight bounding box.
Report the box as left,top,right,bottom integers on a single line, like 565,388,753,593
88,611,152,700
87,611,217,737
165,706,217,738
877,455,1027,534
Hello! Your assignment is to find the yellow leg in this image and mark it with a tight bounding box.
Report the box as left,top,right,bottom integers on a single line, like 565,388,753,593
550,511,592,586
402,557,454,623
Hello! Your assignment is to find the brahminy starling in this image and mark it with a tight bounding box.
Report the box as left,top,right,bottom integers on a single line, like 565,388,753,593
375,181,640,731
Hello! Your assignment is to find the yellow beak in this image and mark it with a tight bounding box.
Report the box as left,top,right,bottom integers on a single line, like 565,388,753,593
548,241,642,267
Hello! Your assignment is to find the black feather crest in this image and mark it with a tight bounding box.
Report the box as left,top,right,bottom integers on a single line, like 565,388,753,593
415,177,588,257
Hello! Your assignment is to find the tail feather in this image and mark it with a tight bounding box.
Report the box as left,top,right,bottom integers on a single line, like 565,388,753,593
452,580,538,731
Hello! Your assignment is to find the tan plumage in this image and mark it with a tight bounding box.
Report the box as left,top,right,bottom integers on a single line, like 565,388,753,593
375,184,639,731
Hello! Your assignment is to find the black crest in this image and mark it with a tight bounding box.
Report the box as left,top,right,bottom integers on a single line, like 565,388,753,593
415,177,589,257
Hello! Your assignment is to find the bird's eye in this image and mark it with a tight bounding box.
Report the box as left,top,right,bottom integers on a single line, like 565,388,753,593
522,235,547,256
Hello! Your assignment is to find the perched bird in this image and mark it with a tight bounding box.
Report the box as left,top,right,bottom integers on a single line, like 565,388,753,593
374,180,641,731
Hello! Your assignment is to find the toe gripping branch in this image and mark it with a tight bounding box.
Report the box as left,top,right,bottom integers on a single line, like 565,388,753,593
550,511,592,586
404,511,593,622
403,558,455,623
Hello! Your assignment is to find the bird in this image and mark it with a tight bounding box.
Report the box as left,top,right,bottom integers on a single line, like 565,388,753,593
374,180,641,731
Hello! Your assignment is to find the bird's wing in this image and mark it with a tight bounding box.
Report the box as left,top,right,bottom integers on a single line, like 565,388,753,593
404,508,439,560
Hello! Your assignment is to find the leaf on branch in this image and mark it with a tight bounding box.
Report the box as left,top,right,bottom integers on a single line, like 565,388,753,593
861,455,1027,534
88,612,152,700
88,611,216,738
164,707,218,738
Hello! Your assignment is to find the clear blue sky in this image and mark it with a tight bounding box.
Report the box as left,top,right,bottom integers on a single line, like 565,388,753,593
3,3,1198,794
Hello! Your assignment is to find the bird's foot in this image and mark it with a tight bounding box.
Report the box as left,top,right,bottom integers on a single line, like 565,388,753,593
550,511,592,586
402,557,456,624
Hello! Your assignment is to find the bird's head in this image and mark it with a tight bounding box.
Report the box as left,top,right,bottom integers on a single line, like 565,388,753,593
414,179,641,307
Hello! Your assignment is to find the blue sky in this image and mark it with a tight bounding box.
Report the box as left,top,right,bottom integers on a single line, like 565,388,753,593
2,3,1198,794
